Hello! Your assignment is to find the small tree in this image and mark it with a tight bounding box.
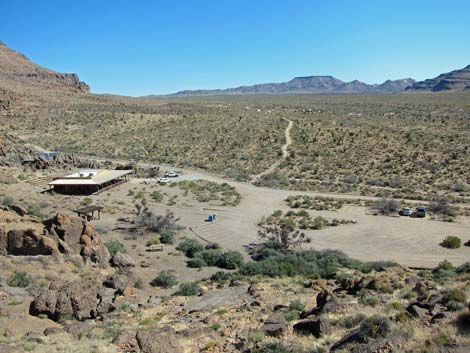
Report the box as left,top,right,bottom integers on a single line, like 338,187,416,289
258,223,310,251
374,198,400,215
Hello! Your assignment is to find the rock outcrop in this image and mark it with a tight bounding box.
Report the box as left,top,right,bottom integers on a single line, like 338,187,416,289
29,277,110,321
135,327,183,353
4,229,59,256
43,212,110,267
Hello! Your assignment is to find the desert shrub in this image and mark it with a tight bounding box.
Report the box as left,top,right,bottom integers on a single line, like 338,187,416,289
339,313,367,329
136,208,180,233
283,310,300,322
428,198,457,217
441,236,462,249
216,250,244,269
175,282,202,296
80,197,93,206
240,249,362,278
7,272,30,287
358,315,391,342
187,257,207,268
150,271,178,288
210,271,233,284
443,289,467,307
159,230,174,244
359,293,380,307
151,191,163,202
456,262,470,274
257,172,289,188
252,342,324,353
195,249,223,266
432,260,457,281
177,238,204,258
456,311,470,336
361,261,399,273
289,299,306,312
205,242,221,250
133,278,144,289
27,204,46,219
2,196,14,207
374,198,400,215
105,240,126,257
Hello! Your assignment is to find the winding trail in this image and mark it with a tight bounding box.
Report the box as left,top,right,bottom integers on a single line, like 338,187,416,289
254,118,293,180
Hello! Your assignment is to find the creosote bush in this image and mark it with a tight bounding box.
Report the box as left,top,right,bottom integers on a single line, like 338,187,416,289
441,236,462,249
105,240,126,257
175,282,202,296
177,238,204,258
7,272,31,288
358,315,391,342
151,271,178,288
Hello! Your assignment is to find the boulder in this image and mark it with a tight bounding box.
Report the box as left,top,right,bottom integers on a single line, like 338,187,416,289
293,318,331,338
136,327,183,353
10,205,27,217
103,270,138,293
112,331,139,352
111,252,135,268
6,229,58,255
29,277,106,321
262,313,288,337
43,212,110,267
406,304,430,320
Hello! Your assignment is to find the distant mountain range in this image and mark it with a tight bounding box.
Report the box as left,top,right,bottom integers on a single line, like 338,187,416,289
406,65,470,92
161,76,416,97
156,65,470,97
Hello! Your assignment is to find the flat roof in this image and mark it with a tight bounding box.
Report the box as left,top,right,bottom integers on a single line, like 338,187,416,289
49,169,132,186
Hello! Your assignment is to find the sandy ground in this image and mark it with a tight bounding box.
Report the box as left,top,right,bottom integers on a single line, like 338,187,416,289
86,169,470,269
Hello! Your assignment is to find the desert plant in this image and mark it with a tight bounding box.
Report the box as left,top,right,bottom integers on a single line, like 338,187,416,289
105,240,126,257
358,315,391,342
175,282,202,296
374,198,400,215
216,250,244,269
441,236,462,249
7,272,31,287
258,223,310,251
177,238,204,258
151,191,163,202
159,230,174,244
150,271,178,288
2,196,14,207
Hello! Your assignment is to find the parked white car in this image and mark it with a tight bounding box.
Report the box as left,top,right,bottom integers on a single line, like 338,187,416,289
158,177,171,184
164,171,180,178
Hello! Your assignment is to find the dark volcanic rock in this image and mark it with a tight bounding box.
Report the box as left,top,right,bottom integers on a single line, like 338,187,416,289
262,313,288,337
136,327,183,353
6,228,58,255
29,277,106,321
293,318,331,338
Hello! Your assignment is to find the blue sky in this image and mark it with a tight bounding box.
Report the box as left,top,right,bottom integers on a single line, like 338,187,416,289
2,0,469,96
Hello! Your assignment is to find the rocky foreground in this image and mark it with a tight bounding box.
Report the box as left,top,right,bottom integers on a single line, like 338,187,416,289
0,207,468,353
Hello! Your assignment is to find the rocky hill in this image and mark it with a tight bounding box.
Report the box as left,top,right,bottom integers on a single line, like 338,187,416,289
162,76,416,97
406,65,470,92
0,41,90,113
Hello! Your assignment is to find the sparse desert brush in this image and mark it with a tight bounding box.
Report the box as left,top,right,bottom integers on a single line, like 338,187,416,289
441,235,462,249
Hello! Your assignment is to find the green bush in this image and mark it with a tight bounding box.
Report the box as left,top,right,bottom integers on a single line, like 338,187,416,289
105,240,126,257
443,289,467,306
177,239,204,258
2,196,14,207
338,313,366,329
216,250,244,269
441,236,462,249
288,299,306,312
175,282,202,296
456,262,470,274
361,261,399,273
187,257,207,268
195,249,223,266
7,272,30,288
159,230,174,244
358,315,391,342
27,204,46,219
150,271,178,288
151,191,163,202
210,271,233,284
240,249,363,278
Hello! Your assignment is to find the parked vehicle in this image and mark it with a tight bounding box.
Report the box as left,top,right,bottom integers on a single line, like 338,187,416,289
164,171,180,178
158,177,171,184
411,206,426,218
399,207,412,216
